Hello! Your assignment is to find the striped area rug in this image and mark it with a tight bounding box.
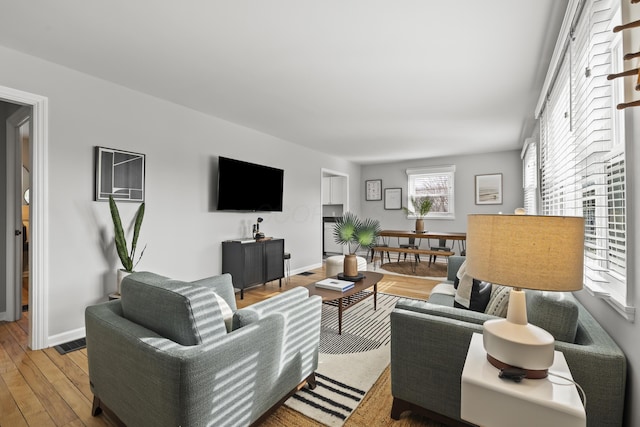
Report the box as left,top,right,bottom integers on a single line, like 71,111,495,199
285,292,400,426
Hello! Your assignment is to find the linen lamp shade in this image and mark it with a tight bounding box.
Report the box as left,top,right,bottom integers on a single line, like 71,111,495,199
466,214,585,377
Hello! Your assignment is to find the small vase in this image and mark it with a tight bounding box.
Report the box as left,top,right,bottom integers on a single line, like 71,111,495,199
415,219,425,233
116,269,131,295
343,254,358,277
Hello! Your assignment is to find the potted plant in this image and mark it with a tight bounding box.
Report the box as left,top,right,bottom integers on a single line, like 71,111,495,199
333,212,380,277
109,195,146,293
403,196,433,233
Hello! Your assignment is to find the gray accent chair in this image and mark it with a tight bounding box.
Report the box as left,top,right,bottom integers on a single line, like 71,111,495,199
390,256,627,427
85,272,322,427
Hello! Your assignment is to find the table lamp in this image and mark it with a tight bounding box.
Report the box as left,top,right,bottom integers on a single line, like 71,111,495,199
466,214,584,379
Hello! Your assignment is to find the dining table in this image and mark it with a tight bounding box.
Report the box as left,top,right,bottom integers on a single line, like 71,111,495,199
377,229,467,255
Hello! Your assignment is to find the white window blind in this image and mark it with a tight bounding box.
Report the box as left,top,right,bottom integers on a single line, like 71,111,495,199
539,0,630,315
522,140,538,215
406,165,455,219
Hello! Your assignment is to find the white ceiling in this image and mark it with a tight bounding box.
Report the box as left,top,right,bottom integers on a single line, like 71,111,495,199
0,0,568,164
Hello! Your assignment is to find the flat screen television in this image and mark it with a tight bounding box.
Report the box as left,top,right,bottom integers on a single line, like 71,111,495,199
217,156,284,212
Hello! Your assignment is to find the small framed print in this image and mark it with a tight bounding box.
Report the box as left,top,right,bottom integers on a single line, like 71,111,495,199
475,173,503,205
365,179,382,201
384,188,402,210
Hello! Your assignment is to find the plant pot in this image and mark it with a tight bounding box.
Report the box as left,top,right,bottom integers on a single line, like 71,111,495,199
116,269,132,295
343,254,358,277
415,219,425,233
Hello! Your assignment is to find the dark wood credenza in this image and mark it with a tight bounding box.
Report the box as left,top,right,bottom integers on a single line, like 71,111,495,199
222,238,284,299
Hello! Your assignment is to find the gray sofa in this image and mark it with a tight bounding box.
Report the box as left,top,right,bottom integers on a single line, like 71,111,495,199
390,256,627,427
85,271,322,427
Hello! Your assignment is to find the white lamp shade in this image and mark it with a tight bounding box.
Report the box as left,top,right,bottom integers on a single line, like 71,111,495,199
466,214,584,292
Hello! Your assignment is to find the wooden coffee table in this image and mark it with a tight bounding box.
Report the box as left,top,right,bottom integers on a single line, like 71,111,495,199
305,271,383,334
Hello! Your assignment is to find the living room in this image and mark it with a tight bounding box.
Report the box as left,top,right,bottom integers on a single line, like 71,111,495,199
1,1,639,426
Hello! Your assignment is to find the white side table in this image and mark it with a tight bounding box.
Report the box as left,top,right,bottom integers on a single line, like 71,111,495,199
461,333,585,427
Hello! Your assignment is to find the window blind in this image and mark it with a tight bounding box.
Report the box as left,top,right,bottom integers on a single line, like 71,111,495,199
539,0,628,306
522,140,538,214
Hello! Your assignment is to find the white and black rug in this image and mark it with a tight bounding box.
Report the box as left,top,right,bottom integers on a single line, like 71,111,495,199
285,292,399,426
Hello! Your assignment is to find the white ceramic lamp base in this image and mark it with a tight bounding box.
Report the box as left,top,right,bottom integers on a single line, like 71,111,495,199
482,289,555,379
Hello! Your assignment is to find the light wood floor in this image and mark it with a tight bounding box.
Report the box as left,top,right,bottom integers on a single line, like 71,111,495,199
0,263,442,426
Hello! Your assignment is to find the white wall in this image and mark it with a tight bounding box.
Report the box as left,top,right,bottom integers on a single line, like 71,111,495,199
360,150,523,233
0,45,360,343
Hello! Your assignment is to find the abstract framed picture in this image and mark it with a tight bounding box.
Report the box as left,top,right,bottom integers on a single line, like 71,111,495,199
95,146,145,202
475,173,502,205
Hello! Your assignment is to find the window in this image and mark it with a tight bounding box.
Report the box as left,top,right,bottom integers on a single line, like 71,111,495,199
406,165,455,219
537,0,632,319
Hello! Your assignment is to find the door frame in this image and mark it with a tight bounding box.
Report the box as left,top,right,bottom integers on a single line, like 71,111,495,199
2,85,49,350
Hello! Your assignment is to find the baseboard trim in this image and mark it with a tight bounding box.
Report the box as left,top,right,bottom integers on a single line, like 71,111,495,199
48,326,86,348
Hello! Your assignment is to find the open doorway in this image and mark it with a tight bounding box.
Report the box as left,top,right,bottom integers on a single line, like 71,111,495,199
4,105,31,325
321,169,349,259
1,85,48,351
20,121,31,315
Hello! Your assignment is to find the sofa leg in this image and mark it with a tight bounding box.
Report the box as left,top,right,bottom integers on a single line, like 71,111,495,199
306,372,317,390
91,395,102,416
391,397,411,420
91,395,128,427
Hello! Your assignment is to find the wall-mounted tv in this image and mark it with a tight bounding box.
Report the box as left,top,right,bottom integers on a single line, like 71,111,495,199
217,156,284,212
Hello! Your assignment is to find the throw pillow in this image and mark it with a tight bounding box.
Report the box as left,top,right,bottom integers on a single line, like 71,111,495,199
485,285,511,317
454,280,492,312
213,292,234,332
453,260,492,312
527,291,579,343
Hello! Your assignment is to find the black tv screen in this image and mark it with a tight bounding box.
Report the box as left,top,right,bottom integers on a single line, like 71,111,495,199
217,156,284,212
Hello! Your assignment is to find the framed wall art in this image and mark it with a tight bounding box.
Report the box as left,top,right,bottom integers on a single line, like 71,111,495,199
365,179,382,201
475,173,502,205
95,146,146,202
384,188,402,210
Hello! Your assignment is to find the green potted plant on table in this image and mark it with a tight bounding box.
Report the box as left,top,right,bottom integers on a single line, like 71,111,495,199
109,195,146,293
333,212,381,277
403,196,433,233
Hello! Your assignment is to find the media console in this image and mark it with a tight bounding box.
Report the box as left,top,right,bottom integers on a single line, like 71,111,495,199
222,238,285,299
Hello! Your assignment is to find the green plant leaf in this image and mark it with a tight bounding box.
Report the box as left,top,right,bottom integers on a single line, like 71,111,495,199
333,212,380,254
109,195,145,272
355,217,381,249
404,196,433,218
130,202,145,264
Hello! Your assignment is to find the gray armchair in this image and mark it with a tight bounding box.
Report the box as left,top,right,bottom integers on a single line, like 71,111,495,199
85,271,322,427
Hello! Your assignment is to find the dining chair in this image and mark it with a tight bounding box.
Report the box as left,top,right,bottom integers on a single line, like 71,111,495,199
398,237,420,263
429,238,451,264
370,235,392,264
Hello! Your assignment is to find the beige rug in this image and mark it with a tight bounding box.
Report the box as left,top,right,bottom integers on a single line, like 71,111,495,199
284,293,398,426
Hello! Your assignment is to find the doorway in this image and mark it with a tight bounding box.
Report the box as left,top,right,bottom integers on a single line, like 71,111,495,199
2,85,48,350
5,105,31,322
321,169,349,258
